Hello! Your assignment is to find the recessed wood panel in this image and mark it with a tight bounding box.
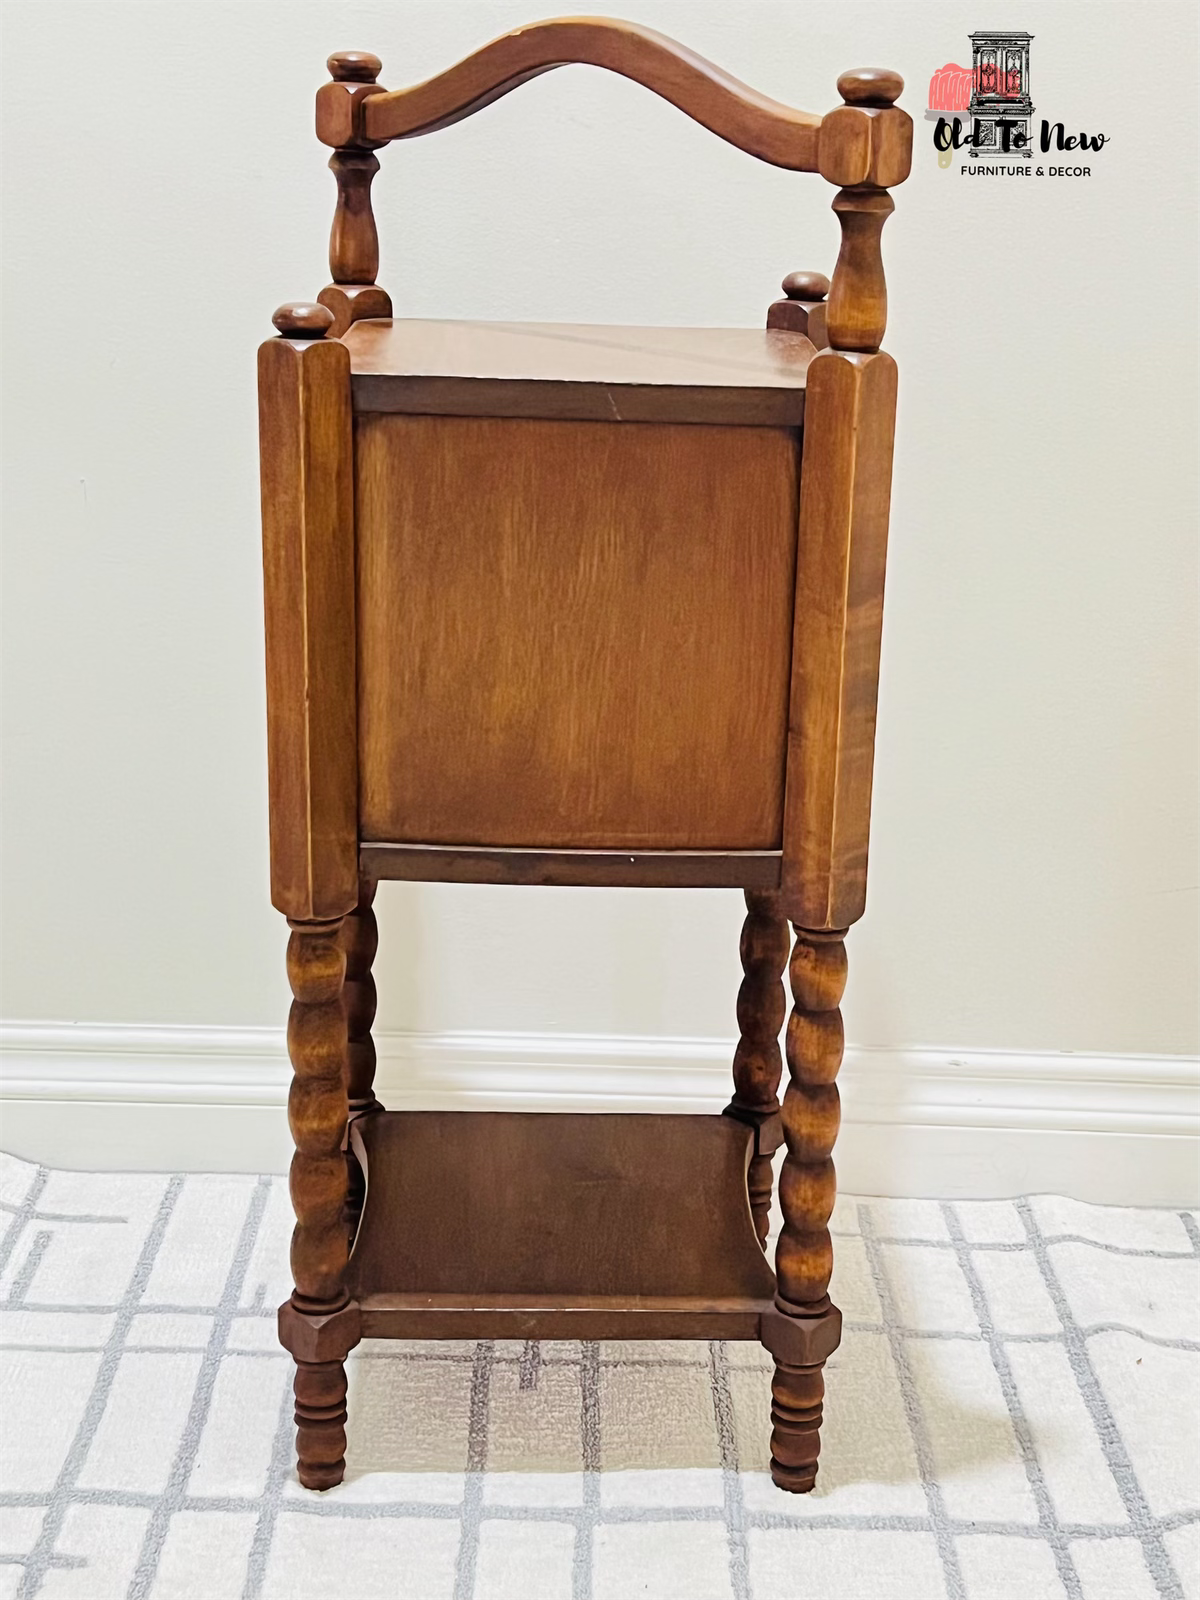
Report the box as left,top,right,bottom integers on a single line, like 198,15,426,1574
355,415,798,849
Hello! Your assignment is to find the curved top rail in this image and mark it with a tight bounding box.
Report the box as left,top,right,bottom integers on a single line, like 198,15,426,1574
358,16,825,171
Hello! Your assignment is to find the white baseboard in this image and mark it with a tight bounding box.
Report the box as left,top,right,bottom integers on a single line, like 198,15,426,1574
1,1022,1197,1205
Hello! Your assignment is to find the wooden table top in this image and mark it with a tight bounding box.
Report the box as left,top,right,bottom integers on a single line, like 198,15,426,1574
343,318,816,425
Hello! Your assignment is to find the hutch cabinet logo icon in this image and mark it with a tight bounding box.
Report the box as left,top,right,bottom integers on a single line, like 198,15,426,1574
927,32,1109,174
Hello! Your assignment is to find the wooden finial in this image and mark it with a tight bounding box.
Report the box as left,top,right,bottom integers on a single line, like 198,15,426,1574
767,272,831,346
272,303,335,339
781,271,830,303
835,67,903,107
328,51,382,84
317,52,387,148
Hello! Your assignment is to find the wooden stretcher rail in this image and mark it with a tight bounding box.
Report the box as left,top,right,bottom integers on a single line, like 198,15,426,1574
359,843,784,888
357,1293,771,1343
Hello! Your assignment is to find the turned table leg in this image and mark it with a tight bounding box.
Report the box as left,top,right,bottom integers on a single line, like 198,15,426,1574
283,916,358,1490
760,926,847,1492
342,878,380,1239
293,1359,350,1492
343,878,380,1119
724,890,789,1246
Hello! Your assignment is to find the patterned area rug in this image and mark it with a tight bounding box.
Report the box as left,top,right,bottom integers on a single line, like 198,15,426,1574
0,1151,1196,1600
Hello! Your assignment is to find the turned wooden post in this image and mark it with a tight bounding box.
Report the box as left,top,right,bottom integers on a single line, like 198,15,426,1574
818,68,910,354
287,921,352,1312
778,66,907,934
764,927,846,1490
315,52,393,336
724,890,788,1247
343,877,380,1239
286,918,351,1488
343,877,380,1119
261,302,362,1490
761,66,910,1493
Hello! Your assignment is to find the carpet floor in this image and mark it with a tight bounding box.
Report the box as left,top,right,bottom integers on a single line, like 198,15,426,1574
0,1151,1196,1600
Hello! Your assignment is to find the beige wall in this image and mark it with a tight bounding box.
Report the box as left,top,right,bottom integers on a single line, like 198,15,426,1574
2,1,1196,1058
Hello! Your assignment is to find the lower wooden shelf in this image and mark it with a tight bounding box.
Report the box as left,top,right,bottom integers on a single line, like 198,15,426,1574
346,1109,776,1342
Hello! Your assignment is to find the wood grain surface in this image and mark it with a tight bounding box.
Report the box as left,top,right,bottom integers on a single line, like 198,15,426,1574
355,1297,769,1343
344,319,815,425
258,333,358,921
346,1111,776,1302
355,17,823,170
355,414,799,850
359,843,782,888
781,348,897,928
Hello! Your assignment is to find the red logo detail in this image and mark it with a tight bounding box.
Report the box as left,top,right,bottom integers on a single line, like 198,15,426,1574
927,63,973,112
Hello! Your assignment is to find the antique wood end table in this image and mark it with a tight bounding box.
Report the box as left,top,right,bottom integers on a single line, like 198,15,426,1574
258,17,912,1495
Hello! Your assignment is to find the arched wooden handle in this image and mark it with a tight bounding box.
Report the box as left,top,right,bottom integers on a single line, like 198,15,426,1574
354,16,824,171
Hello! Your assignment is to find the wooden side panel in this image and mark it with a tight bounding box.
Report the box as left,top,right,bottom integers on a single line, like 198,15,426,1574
258,337,358,919
355,416,799,851
781,348,898,928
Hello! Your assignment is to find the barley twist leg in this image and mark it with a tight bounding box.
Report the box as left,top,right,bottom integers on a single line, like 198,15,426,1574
724,889,789,1246
767,927,847,1493
286,918,351,1489
341,879,379,1241
343,878,379,1119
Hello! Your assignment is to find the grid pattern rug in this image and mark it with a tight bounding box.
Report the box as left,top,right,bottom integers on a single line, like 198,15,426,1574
0,1150,1197,1600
